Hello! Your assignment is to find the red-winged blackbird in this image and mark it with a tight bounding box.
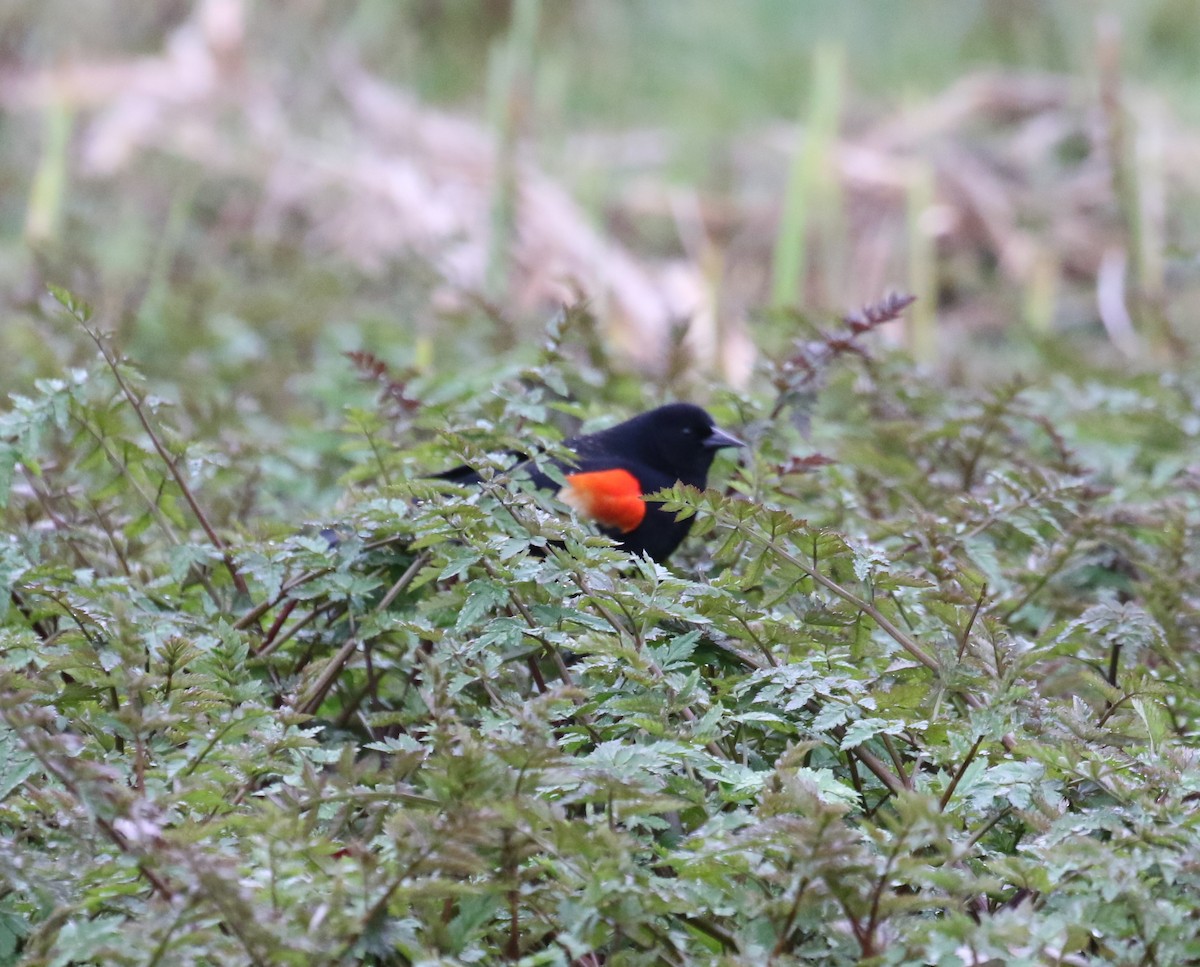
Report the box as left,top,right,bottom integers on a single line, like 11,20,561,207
440,403,744,562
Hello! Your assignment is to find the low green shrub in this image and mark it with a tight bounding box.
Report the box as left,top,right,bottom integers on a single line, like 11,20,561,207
2,293,1198,965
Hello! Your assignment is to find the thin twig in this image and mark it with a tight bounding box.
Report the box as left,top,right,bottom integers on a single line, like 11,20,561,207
81,321,251,598
292,552,430,715
939,734,985,811
957,583,988,661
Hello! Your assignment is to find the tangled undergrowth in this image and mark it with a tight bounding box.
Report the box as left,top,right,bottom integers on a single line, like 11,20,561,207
2,292,1199,965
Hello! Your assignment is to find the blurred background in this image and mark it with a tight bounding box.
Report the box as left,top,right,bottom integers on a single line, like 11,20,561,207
3,0,1199,413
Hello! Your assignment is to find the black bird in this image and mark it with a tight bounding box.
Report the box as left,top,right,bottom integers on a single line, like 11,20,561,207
440,403,743,562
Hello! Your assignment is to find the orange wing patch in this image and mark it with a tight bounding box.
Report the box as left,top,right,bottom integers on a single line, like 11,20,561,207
559,469,647,533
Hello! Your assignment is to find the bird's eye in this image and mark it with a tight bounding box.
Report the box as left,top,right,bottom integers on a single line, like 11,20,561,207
680,426,694,436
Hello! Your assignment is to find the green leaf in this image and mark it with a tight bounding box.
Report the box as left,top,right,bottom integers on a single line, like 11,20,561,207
47,284,94,322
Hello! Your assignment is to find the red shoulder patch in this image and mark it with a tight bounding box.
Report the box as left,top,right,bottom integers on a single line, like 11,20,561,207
559,469,646,533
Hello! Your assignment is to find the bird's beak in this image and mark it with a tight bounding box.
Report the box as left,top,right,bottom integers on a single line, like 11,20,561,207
703,425,746,450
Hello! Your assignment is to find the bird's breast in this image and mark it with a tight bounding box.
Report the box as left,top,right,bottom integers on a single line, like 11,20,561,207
558,469,647,533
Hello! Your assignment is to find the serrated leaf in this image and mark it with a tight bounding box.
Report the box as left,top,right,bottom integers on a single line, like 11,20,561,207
455,579,508,631
839,716,907,749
